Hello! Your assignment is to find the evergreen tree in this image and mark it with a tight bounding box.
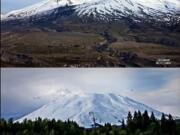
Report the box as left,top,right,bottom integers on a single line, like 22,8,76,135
127,111,134,132
127,111,132,125
161,113,167,133
8,118,13,125
121,119,125,129
133,111,138,122
150,112,156,123
137,111,142,129
142,110,149,130
167,114,176,134
0,111,179,135
7,118,13,131
133,111,138,129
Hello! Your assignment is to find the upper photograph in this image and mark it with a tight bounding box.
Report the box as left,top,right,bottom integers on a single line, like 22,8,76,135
1,0,180,67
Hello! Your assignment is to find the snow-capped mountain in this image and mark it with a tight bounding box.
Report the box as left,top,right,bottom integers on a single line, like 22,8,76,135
17,90,163,128
2,0,180,23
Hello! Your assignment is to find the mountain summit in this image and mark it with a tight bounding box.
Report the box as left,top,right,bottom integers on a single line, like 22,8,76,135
2,0,180,24
17,92,162,127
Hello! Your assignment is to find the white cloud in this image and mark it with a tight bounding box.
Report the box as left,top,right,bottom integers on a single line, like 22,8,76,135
129,78,180,116
1,68,180,118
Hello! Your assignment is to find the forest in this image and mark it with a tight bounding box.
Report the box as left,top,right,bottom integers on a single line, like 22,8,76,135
1,110,180,135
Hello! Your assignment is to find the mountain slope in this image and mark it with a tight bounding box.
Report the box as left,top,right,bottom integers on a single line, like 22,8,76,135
2,0,180,24
17,91,163,127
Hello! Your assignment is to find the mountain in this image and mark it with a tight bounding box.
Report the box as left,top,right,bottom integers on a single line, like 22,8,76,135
17,90,163,128
1,0,180,67
2,0,180,24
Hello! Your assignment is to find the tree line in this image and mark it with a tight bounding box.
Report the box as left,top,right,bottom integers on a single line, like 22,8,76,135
0,110,180,135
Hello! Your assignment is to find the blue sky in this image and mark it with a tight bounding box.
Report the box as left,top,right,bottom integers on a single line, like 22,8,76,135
1,0,42,13
1,68,180,119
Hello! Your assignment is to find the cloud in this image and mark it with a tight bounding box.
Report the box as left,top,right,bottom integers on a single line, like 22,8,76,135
1,68,180,119
129,78,180,116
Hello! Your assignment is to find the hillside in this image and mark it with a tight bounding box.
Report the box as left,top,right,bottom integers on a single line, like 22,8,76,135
1,0,180,67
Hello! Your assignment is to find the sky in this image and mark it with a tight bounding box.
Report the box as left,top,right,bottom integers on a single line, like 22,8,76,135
1,0,42,13
1,68,180,119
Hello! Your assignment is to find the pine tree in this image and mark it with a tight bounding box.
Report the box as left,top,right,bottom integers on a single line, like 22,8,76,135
137,111,142,129
121,119,125,129
127,111,132,126
142,110,149,130
127,111,134,132
150,112,156,123
0,112,179,135
133,111,138,121
161,113,167,133
7,118,13,130
133,111,138,129
167,114,176,134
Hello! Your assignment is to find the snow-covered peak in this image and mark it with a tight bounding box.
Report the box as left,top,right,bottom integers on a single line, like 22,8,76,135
3,0,96,19
4,0,66,20
17,92,163,127
2,0,180,21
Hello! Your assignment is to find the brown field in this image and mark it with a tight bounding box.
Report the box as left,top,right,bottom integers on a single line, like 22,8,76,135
1,22,180,67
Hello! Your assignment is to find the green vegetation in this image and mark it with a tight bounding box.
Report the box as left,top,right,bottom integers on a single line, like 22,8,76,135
1,110,180,135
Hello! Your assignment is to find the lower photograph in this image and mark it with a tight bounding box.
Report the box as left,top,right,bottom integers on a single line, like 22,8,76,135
1,68,180,135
